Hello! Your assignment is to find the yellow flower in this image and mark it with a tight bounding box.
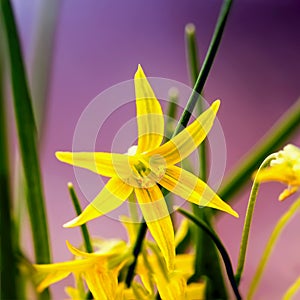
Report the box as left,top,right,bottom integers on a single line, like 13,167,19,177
137,243,205,300
256,144,300,200
34,240,132,299
56,65,238,270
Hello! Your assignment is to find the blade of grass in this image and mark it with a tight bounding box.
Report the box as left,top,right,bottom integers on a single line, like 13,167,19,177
0,0,51,269
178,208,241,300
68,183,93,253
185,23,227,298
175,0,233,133
0,41,18,300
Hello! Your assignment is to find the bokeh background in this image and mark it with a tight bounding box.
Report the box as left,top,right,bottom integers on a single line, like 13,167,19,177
10,0,300,298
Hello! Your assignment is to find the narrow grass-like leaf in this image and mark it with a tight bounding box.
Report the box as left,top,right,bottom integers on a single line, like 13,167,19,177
175,0,233,134
0,0,51,267
0,41,18,300
68,183,93,253
185,22,228,298
178,208,241,300
30,0,60,134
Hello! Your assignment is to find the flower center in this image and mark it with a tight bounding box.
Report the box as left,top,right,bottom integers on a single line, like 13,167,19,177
124,146,166,188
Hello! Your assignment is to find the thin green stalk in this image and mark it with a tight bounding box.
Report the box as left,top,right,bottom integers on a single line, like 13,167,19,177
174,0,233,134
283,276,300,300
125,222,148,287
218,98,300,206
185,22,228,298
1,0,51,268
185,22,207,182
68,183,93,253
0,44,18,300
185,23,200,87
178,208,241,300
165,87,179,140
247,197,300,299
235,154,276,285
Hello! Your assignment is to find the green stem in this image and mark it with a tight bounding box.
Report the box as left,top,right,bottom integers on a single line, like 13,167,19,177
247,197,300,299
218,98,300,206
185,22,207,182
185,22,228,298
178,208,241,300
174,0,233,134
68,183,93,253
125,222,148,287
185,23,200,87
1,0,51,269
0,43,18,300
235,154,276,285
283,276,300,300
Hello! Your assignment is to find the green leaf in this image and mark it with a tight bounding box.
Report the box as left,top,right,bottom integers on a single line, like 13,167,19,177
178,208,241,300
0,0,51,266
0,36,18,300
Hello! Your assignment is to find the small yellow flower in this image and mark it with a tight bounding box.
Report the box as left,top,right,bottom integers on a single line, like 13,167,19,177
34,240,131,299
256,144,300,200
137,244,205,300
56,65,238,269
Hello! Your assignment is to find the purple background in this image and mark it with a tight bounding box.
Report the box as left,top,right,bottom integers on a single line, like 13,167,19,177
12,0,300,298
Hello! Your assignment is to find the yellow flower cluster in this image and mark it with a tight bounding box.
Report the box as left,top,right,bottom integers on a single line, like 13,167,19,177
34,65,238,299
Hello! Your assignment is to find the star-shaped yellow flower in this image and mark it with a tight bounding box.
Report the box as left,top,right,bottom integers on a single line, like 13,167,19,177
34,239,132,299
256,144,300,200
56,65,238,269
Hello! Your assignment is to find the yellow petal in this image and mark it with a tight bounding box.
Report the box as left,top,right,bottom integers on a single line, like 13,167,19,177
63,178,133,227
38,272,70,293
279,186,298,201
34,260,91,274
84,269,117,300
174,219,189,248
155,272,186,299
159,166,238,217
134,65,164,153
134,186,175,270
65,286,85,300
147,100,220,166
56,151,132,178
255,165,297,185
34,260,91,292
174,254,195,278
66,240,126,259
120,215,139,244
186,282,206,300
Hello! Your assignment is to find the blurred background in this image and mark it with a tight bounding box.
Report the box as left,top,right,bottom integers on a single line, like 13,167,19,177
9,0,300,298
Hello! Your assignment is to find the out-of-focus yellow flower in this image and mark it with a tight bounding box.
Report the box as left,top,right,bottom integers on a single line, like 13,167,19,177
136,244,205,300
256,144,300,200
56,65,238,270
34,239,132,299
